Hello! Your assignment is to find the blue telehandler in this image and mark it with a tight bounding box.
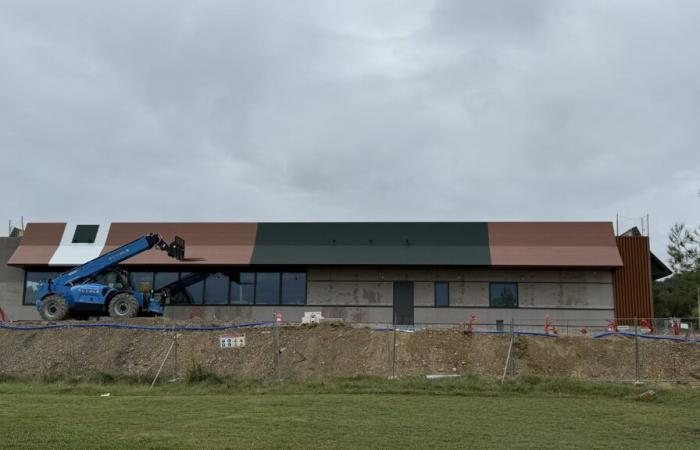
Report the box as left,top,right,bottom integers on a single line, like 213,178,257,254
35,233,185,321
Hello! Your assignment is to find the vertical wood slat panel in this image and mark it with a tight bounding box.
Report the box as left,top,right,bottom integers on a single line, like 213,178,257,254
613,236,654,323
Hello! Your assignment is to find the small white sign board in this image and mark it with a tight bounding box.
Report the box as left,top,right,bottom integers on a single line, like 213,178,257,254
219,334,246,348
302,311,323,324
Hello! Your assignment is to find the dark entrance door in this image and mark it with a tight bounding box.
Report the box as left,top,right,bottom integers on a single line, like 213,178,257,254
393,282,414,326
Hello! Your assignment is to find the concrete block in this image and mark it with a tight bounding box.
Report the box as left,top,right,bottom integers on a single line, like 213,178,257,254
450,282,489,307
413,282,434,306
307,281,332,305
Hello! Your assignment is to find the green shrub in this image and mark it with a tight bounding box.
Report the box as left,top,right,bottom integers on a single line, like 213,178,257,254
186,364,222,384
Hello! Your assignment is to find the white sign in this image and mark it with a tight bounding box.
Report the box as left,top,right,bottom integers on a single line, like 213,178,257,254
219,334,246,348
302,311,323,325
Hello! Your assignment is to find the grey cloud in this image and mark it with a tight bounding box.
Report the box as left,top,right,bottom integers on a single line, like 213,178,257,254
1,0,699,260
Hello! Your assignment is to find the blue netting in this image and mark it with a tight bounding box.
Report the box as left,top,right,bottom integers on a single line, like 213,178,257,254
0,321,274,332
593,331,700,343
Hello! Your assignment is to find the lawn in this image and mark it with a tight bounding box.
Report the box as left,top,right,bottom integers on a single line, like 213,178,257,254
0,376,698,449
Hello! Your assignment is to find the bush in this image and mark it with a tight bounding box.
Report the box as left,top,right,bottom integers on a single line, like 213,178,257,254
186,364,222,385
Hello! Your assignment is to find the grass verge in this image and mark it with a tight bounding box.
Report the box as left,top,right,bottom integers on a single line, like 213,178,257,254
0,375,698,449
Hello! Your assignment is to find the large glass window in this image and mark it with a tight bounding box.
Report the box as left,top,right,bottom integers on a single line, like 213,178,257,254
281,272,306,305
177,272,204,305
24,271,62,305
255,272,280,305
489,283,518,308
204,273,229,305
435,282,449,307
231,272,255,305
129,272,154,294
154,272,179,290
154,272,193,305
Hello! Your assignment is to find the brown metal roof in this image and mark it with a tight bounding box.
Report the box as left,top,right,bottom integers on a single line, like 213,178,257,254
7,223,65,265
488,222,623,267
8,221,623,268
101,223,258,265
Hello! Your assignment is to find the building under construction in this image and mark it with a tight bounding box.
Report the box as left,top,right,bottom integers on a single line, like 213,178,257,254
0,221,670,324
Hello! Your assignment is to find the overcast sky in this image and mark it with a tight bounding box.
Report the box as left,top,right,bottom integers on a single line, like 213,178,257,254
1,0,699,259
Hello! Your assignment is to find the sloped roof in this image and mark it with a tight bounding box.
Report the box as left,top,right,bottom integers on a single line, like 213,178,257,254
7,221,623,268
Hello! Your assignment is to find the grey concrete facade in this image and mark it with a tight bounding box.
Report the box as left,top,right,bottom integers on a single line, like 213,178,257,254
302,268,614,325
0,237,36,320
1,244,614,324
164,268,615,325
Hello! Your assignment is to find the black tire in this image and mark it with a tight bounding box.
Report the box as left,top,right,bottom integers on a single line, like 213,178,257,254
108,293,139,319
40,295,69,321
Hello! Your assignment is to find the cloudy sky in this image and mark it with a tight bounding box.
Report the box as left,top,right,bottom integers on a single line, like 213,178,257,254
1,0,699,258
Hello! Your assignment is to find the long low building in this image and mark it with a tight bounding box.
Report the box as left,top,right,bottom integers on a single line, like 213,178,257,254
0,221,670,325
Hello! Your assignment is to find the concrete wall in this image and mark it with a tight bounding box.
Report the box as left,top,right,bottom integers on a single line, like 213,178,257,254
0,237,38,320
307,267,613,304
165,305,393,323
413,307,613,326
0,256,614,323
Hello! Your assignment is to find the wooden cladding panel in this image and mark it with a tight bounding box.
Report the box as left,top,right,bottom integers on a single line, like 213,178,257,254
613,236,654,322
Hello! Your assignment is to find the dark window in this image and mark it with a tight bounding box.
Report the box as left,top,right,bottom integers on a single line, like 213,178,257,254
72,225,99,243
240,272,255,284
489,283,518,308
93,270,128,289
281,272,306,305
154,272,194,305
178,272,204,305
24,271,62,305
231,272,255,305
435,282,449,307
154,272,179,290
129,272,154,294
255,272,280,305
204,273,229,305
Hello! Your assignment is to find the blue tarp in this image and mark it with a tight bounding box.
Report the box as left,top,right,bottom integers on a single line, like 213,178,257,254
593,331,700,343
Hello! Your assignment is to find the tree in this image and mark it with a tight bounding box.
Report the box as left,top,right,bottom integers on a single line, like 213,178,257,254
654,222,700,318
666,223,700,273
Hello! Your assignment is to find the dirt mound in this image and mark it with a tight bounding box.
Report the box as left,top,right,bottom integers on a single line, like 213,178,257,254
1,322,699,382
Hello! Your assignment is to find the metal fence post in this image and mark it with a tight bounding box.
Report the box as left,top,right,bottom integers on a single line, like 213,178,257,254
391,325,397,379
272,316,280,380
68,322,74,377
172,324,179,380
509,317,515,377
634,317,640,384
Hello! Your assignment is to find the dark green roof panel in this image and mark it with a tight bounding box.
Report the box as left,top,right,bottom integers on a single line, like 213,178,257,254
250,222,491,265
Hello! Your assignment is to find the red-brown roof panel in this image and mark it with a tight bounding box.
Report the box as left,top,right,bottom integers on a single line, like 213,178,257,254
7,223,66,265
101,223,258,265
488,222,623,267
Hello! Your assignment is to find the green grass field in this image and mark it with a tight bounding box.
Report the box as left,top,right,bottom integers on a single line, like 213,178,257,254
0,376,698,449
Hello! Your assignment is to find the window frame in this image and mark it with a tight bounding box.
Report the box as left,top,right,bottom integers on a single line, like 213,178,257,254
281,272,307,305
23,270,63,305
488,282,519,309
128,272,155,295
230,272,256,305
203,272,231,305
254,272,282,305
434,281,450,307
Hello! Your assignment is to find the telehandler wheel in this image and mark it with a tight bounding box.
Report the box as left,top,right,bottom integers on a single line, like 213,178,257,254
40,295,69,321
108,293,139,319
